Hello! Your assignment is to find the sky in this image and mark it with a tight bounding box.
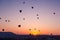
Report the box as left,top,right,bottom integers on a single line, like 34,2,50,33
0,0,60,35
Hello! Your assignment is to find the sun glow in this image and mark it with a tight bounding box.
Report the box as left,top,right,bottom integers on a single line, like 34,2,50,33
30,29,40,36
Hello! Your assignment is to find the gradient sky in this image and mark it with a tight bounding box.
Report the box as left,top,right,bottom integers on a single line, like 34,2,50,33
0,0,60,35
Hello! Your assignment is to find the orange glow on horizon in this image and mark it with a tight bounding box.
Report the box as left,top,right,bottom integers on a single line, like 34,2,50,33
30,29,40,36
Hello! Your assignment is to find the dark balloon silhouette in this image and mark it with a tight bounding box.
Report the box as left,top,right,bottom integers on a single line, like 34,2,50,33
23,18,25,20
23,1,25,4
19,10,22,13
37,14,39,16
29,29,31,31
34,28,36,30
8,20,10,22
18,25,21,27
37,17,39,19
53,12,55,15
2,29,4,31
5,20,7,22
38,30,40,32
5,20,10,22
0,17,1,19
31,6,34,9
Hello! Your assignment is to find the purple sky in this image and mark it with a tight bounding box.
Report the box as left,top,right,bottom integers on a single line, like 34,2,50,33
0,0,60,35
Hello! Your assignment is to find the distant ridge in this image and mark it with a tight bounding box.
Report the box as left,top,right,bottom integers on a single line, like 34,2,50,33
0,32,16,38
0,32,60,40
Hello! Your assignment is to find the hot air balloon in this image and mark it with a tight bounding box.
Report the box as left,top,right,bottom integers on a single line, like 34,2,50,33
31,6,34,9
0,17,1,19
29,29,31,31
8,20,10,22
38,30,40,32
19,10,22,13
34,28,36,30
23,1,25,4
5,20,7,22
5,20,10,22
37,14,39,16
53,12,55,15
23,18,25,20
2,29,4,31
37,17,39,19
18,25,21,27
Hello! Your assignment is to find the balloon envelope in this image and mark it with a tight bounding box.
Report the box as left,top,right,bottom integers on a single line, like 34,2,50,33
31,6,34,9
0,17,1,19
29,29,31,31
20,10,22,13
37,14,39,16
23,1,25,4
2,29,4,31
5,20,7,22
53,12,55,15
23,18,25,20
8,20,10,22
18,25,21,27
38,30,40,32
37,17,39,19
34,28,36,30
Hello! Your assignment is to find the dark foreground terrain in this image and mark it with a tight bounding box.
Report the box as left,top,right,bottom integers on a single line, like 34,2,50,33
0,32,60,40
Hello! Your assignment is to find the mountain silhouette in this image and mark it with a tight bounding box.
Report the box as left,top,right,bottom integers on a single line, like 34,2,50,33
0,32,60,40
0,32,16,38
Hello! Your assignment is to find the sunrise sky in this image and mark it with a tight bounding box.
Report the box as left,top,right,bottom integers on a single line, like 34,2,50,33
0,0,60,35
